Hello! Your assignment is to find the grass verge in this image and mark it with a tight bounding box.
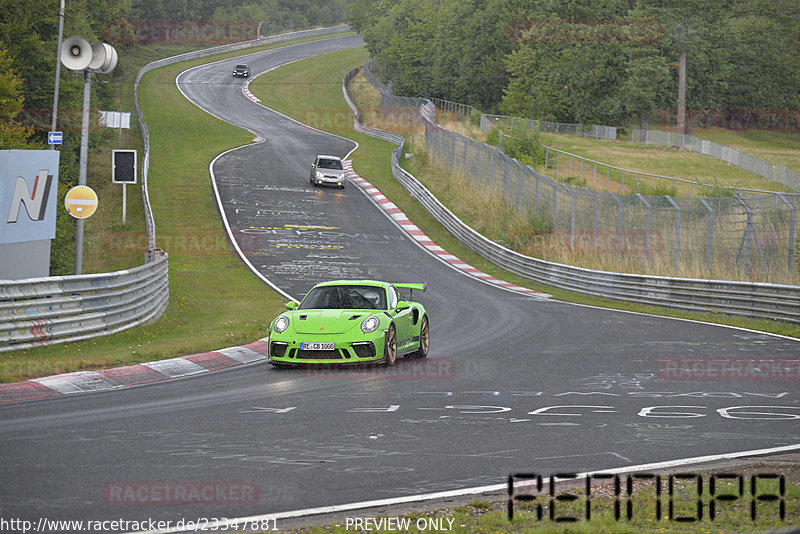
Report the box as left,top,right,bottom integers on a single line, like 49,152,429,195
0,34,353,383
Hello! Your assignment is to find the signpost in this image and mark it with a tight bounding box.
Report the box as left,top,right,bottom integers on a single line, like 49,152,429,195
112,149,136,224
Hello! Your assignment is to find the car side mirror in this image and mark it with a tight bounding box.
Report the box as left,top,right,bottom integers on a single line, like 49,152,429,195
286,301,297,310
395,301,411,311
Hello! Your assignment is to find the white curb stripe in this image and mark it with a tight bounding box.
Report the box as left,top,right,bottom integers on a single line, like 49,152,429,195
217,346,267,364
141,358,208,378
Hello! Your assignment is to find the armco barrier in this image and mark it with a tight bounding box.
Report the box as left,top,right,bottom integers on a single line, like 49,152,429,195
0,254,169,352
344,67,800,325
0,26,351,353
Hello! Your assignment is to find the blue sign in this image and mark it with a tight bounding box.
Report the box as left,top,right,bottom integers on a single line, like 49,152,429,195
48,131,63,145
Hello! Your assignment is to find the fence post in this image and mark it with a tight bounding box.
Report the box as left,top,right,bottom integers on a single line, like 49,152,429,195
610,192,623,253
489,147,495,188
636,193,652,263
588,190,599,251
777,194,797,274
450,132,457,172
665,196,682,274
545,147,549,170
474,140,481,188
552,183,558,231
734,194,767,274
570,188,576,251
699,197,715,275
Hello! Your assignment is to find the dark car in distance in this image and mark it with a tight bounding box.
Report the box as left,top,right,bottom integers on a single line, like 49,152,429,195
232,64,250,77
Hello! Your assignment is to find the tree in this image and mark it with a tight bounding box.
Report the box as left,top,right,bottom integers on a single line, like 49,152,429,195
0,47,36,149
621,49,672,130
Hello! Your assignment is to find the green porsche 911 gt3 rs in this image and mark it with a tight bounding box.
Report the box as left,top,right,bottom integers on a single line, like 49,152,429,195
268,280,429,367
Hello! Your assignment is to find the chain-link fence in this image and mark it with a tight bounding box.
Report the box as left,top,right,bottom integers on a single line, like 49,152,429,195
426,120,799,280
361,62,800,281
632,129,800,193
481,114,616,141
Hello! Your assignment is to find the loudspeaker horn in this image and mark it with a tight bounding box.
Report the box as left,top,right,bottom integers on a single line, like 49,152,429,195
61,36,92,71
96,44,118,74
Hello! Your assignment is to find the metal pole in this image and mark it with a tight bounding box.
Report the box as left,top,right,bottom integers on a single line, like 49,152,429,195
74,69,92,275
665,196,682,274
49,0,65,150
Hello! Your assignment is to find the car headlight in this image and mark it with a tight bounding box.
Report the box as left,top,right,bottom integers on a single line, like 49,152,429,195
273,315,290,333
361,315,381,333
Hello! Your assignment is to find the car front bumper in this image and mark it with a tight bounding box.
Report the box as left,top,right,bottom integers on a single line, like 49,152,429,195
268,330,387,365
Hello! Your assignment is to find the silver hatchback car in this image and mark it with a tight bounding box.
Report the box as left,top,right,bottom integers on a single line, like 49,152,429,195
310,155,345,189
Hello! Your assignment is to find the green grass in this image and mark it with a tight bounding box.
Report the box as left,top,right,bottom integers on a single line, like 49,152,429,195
0,35,354,383
529,132,794,197
249,48,799,339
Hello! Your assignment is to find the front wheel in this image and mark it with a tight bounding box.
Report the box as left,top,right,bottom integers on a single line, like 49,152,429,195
384,324,397,366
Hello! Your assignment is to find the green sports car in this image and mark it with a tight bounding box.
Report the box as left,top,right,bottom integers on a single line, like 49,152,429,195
267,280,429,367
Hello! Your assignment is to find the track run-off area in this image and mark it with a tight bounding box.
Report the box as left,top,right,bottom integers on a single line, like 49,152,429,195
0,35,798,533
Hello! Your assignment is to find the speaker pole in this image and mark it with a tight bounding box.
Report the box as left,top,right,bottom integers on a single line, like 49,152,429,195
49,0,65,151
73,69,92,275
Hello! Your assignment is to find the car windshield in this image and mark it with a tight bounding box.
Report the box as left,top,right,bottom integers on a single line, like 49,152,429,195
235,65,248,69
317,158,343,170
299,285,386,310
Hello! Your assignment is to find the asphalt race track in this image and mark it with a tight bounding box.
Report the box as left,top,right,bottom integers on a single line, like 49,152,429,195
1,35,798,532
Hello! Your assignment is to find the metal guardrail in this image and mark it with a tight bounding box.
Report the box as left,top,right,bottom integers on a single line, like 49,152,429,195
0,255,169,352
631,129,800,193
0,27,352,353
346,66,800,325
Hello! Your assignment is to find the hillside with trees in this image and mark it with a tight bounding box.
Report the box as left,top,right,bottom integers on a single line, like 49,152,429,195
349,0,800,130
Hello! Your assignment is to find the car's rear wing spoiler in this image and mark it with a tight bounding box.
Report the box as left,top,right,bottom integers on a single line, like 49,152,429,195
395,282,426,300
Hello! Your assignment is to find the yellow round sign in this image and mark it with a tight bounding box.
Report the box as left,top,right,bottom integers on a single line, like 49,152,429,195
65,185,98,219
